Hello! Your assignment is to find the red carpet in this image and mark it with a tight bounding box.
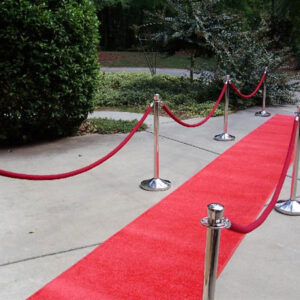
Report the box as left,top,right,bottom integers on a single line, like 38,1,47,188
29,115,294,300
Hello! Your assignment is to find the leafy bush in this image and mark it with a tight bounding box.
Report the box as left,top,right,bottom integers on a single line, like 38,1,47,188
144,0,297,107
78,118,147,135
97,72,226,118
209,17,297,107
0,0,100,144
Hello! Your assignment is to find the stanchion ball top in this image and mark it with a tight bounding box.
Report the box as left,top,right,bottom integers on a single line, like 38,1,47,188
154,94,160,101
208,203,224,212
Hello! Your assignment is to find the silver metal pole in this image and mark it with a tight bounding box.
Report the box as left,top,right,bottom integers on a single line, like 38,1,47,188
214,76,235,141
140,94,171,191
262,80,267,111
201,203,231,300
290,108,300,201
255,67,271,117
224,75,230,134
153,94,160,179
275,105,300,215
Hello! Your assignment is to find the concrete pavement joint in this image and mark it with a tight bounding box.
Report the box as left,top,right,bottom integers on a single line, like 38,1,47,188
144,132,300,180
286,174,300,182
0,242,102,268
145,130,221,156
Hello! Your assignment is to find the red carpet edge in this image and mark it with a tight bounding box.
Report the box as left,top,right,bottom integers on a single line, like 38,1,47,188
29,114,294,300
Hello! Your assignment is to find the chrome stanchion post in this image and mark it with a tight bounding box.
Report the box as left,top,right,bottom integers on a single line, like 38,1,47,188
201,203,231,300
140,94,171,191
275,106,300,215
255,67,271,117
214,75,235,141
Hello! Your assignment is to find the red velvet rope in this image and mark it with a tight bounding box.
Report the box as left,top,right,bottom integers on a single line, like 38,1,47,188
161,83,227,128
0,105,153,180
229,72,267,99
229,118,298,234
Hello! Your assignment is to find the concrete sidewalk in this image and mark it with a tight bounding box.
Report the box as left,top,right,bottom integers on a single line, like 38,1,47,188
0,104,300,299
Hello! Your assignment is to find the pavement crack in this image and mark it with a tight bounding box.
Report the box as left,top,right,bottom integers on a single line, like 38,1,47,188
145,130,221,156
0,242,102,267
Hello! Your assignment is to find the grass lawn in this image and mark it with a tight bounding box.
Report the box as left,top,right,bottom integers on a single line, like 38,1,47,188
99,51,216,70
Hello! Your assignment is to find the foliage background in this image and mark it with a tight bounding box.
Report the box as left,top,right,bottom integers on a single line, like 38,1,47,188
0,0,100,144
141,0,296,105
96,0,300,69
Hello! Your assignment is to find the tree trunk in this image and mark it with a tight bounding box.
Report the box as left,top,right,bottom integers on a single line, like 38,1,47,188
190,51,195,83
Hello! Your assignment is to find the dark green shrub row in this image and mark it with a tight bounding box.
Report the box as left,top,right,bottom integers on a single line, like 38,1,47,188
0,0,100,144
96,72,227,117
97,70,297,118
78,118,147,135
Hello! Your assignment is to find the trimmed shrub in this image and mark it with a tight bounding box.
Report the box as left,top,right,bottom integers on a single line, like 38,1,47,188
0,0,100,144
96,72,225,117
78,118,147,135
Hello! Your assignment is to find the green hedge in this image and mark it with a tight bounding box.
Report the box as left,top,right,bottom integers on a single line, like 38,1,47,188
96,72,227,117
96,71,297,118
78,118,147,135
0,0,100,144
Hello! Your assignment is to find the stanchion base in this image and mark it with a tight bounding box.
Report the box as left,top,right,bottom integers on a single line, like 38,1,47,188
275,199,300,216
214,133,235,142
255,110,271,117
140,178,171,191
